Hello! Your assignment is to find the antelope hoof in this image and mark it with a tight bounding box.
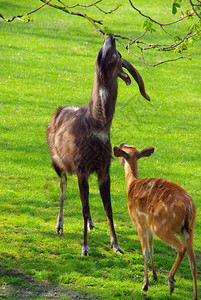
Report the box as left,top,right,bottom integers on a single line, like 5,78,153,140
113,244,124,254
168,278,175,295
142,282,149,292
87,220,95,231
56,222,63,235
81,246,89,257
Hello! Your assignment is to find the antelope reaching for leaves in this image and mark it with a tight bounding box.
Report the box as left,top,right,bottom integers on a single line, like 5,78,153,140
47,35,150,256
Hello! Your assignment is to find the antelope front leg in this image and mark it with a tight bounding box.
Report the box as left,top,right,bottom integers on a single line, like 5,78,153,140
56,172,67,235
98,170,123,254
137,227,149,291
148,233,158,281
77,172,90,256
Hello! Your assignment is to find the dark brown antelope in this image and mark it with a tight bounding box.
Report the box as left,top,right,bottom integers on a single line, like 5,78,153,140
113,144,197,299
47,35,150,256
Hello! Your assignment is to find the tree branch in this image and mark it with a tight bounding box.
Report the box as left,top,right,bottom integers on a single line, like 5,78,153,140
57,0,119,14
124,0,200,66
128,0,192,27
57,0,102,8
40,0,103,25
1,0,200,67
0,0,52,22
189,0,201,19
114,35,188,67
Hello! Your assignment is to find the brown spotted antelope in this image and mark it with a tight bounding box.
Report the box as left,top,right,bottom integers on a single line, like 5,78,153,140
113,144,197,299
47,35,150,256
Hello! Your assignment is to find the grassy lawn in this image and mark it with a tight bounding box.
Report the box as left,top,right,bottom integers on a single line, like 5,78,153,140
0,0,200,299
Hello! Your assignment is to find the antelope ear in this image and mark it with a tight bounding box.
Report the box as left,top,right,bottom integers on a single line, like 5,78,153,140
121,58,151,101
113,147,130,160
138,147,154,159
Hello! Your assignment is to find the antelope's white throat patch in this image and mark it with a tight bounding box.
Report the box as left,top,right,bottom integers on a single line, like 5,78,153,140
102,37,112,57
93,131,109,142
99,88,109,104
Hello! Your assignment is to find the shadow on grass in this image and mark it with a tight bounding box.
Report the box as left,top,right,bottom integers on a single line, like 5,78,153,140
0,214,200,299
0,266,100,299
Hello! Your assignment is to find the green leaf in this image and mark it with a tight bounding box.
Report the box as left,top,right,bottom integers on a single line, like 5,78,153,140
172,3,180,15
188,22,201,35
172,0,182,15
187,53,192,60
103,26,114,36
143,19,156,33
21,14,33,22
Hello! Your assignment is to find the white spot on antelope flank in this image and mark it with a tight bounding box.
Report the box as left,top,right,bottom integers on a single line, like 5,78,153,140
162,203,167,212
162,218,166,224
147,180,155,203
154,225,157,232
148,180,154,187
143,178,152,191
170,202,175,210
173,212,176,218
185,192,191,199
99,88,109,104
158,188,168,203
135,184,143,198
136,208,147,218
166,193,172,202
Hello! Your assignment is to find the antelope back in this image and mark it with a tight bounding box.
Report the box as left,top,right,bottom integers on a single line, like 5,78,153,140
128,177,196,236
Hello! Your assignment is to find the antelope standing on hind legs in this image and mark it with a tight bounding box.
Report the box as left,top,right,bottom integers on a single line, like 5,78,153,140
113,144,197,300
47,35,150,256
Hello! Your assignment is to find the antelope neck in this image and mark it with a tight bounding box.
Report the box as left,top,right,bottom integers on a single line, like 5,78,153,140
124,160,138,192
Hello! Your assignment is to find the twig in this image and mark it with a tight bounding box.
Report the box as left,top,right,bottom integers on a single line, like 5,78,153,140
189,0,201,19
129,0,192,28
114,31,191,68
148,56,188,67
40,0,103,25
57,0,102,8
0,0,52,22
57,0,120,14
94,4,120,15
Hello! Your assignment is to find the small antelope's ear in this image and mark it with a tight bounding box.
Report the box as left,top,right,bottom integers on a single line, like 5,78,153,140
113,147,130,160
138,147,154,159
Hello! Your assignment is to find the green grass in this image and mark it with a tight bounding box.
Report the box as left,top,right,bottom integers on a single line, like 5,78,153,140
0,0,201,299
